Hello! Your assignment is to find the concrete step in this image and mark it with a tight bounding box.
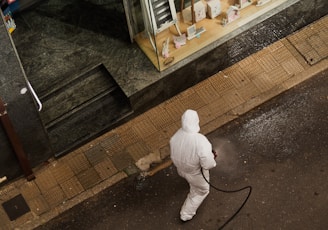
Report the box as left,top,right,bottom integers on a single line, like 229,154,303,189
39,64,133,157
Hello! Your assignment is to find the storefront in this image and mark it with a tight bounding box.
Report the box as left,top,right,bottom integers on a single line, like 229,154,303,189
123,0,299,71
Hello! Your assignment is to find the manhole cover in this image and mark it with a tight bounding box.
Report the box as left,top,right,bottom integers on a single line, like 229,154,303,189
2,194,30,221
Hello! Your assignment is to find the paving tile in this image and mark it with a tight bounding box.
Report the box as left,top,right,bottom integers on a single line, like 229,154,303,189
267,66,291,85
26,195,50,215
146,105,174,130
117,126,141,146
302,49,321,65
34,169,58,193
110,151,135,171
257,52,280,73
18,181,41,200
281,58,305,75
236,82,262,102
76,168,101,190
307,34,328,58
49,161,75,184
281,38,310,70
11,212,34,228
0,207,11,229
271,45,294,64
239,59,264,80
60,176,85,199
131,116,158,139
178,90,207,110
318,28,328,41
193,79,221,103
99,132,124,154
144,131,169,151
266,40,285,53
161,121,180,140
84,144,107,166
197,104,216,125
223,65,251,89
208,97,231,118
66,153,91,175
251,72,275,93
210,71,235,96
94,158,118,180
163,99,186,122
237,53,257,68
126,141,151,162
0,184,21,202
42,185,66,208
221,90,245,110
292,40,313,55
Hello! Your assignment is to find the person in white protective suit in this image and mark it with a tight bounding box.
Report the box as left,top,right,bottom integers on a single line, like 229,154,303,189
170,109,217,222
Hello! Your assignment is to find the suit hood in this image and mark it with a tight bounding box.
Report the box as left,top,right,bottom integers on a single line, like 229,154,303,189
181,109,200,133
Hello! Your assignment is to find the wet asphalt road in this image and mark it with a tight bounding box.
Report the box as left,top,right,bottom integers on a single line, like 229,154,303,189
36,70,328,230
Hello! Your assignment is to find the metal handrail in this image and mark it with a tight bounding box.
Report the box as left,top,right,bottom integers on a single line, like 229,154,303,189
27,81,42,111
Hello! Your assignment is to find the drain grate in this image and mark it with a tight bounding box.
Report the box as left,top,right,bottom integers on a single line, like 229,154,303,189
2,194,30,221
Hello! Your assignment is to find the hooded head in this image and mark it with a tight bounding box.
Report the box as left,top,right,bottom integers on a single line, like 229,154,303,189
181,109,200,133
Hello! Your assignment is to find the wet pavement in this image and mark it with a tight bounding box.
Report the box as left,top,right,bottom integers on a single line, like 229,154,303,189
35,70,328,230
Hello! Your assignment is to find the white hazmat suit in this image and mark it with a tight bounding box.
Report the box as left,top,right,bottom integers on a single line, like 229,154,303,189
170,109,217,221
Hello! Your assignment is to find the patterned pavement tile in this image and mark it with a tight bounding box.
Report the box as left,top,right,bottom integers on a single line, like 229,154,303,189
132,117,158,139
84,144,108,166
34,169,58,193
60,176,84,199
76,168,101,190
239,59,264,80
223,65,251,89
66,153,91,175
94,158,118,180
281,58,305,75
208,97,231,118
144,131,169,151
193,79,221,103
50,161,75,184
146,105,175,130
117,127,141,146
271,45,294,64
18,181,41,200
237,53,257,69
110,151,135,171
307,34,328,58
99,132,124,154
27,195,50,215
236,82,262,102
257,52,280,73
267,66,291,85
163,99,187,122
178,90,207,110
251,72,275,93
42,185,66,208
126,141,151,162
210,71,235,96
221,90,245,110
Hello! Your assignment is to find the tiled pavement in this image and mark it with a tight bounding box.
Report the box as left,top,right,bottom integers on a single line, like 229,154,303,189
0,15,327,230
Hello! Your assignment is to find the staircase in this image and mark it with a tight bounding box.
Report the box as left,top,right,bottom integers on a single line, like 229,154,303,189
39,64,133,157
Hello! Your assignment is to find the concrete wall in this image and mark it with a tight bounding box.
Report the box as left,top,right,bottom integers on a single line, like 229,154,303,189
0,11,52,184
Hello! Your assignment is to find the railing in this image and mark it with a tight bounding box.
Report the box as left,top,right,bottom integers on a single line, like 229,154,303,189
26,80,42,111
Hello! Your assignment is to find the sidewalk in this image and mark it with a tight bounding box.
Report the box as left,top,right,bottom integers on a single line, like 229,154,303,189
0,15,327,230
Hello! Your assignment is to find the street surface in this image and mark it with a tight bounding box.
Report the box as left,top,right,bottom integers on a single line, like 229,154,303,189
36,69,328,230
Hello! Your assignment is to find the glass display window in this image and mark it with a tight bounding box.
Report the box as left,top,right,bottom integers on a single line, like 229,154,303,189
123,0,292,72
